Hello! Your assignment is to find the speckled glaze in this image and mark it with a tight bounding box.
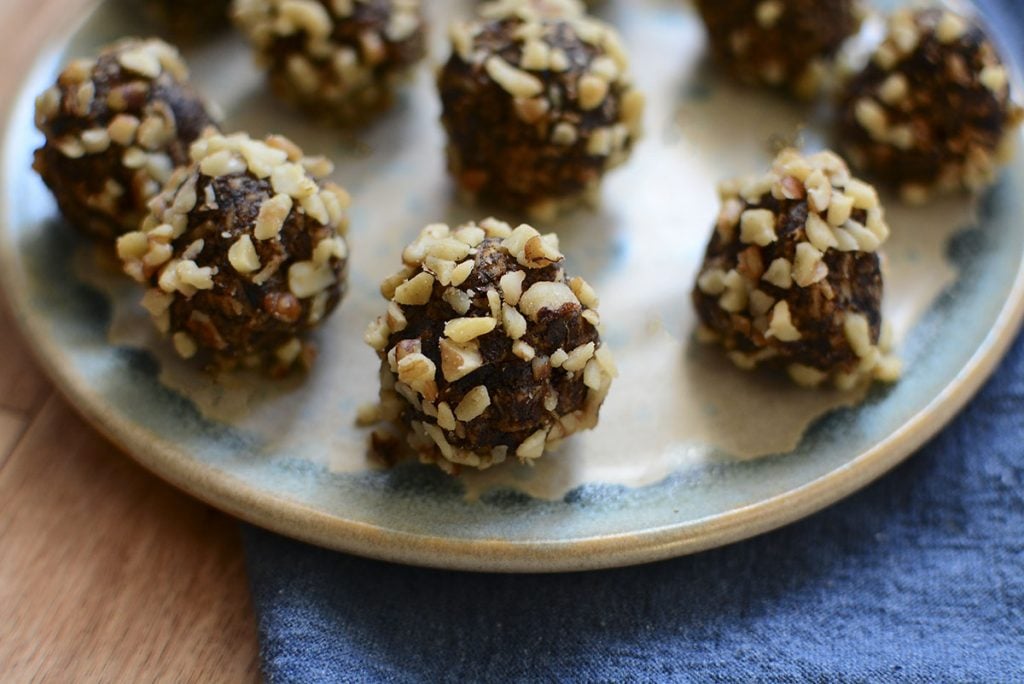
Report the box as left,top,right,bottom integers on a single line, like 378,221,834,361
2,0,1023,572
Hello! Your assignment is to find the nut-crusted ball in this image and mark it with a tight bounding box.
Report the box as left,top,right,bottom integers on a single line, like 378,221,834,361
439,0,645,218
117,132,351,375
693,149,900,390
695,0,862,98
365,218,616,474
145,0,232,39
837,8,1023,202
33,38,218,240
231,0,427,122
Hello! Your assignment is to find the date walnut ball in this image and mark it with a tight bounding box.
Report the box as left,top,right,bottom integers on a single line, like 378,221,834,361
695,0,862,98
33,38,217,240
231,0,427,123
117,132,351,375
838,8,1023,202
365,218,617,474
439,0,645,219
693,149,900,390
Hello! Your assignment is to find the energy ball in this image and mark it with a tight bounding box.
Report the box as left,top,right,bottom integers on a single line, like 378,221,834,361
33,38,218,240
837,8,1023,202
439,0,645,218
145,0,232,39
693,149,900,390
117,132,351,375
231,0,427,123
365,218,616,474
695,0,862,98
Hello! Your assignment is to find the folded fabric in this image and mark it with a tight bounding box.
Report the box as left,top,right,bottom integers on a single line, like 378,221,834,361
244,1,1024,681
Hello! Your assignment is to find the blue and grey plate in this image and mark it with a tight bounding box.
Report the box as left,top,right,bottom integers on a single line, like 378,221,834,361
2,0,1023,571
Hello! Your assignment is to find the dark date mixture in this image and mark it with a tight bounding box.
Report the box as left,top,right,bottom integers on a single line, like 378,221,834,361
231,0,426,122
364,218,617,473
838,8,1023,202
693,148,900,390
695,0,862,98
33,38,218,240
439,0,645,219
117,132,351,375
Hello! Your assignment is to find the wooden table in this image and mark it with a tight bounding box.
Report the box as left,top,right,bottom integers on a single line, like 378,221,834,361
0,1,262,680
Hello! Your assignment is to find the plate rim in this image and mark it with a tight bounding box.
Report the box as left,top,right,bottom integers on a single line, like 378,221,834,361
3,3,1024,573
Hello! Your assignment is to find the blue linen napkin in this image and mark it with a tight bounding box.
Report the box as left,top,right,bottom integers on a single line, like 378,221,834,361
243,2,1024,680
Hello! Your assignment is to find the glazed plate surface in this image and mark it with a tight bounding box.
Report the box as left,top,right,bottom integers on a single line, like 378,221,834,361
3,0,1023,571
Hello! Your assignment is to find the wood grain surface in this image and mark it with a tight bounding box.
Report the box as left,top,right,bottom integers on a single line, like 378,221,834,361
0,0,263,680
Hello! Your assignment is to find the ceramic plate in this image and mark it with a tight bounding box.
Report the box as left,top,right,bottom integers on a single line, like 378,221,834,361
3,0,1023,572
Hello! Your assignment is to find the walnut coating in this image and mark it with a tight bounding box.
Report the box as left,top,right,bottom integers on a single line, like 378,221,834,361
117,132,351,375
693,149,899,390
32,38,218,240
439,0,644,219
838,8,1023,202
366,218,616,474
695,0,862,98
231,0,426,123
